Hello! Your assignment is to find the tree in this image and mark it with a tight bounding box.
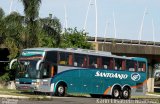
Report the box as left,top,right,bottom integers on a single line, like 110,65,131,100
21,0,41,22
20,0,41,47
61,28,93,49
0,9,22,82
4,12,24,59
39,15,62,47
0,10,23,57
0,3,93,82
0,8,4,19
0,8,5,44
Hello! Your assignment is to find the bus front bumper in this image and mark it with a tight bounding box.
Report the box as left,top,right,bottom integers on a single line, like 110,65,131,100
15,84,38,92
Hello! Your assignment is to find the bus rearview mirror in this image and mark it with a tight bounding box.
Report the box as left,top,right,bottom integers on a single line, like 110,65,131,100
36,60,43,70
9,59,17,69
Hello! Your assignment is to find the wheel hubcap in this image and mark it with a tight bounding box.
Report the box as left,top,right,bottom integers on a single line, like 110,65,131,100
114,90,119,97
58,86,64,94
123,90,128,97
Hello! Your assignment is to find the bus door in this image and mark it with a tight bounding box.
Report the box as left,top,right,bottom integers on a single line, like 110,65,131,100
39,62,57,92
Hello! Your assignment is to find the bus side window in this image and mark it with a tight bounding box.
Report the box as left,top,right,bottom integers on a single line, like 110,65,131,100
67,53,73,66
97,57,102,68
45,51,57,64
115,58,125,70
82,57,87,67
143,63,146,72
51,65,57,77
59,52,73,66
89,55,97,68
59,52,66,65
74,54,87,67
109,58,114,69
74,62,78,66
42,63,50,78
126,60,137,72
134,62,138,71
102,57,111,69
122,60,126,70
138,62,146,72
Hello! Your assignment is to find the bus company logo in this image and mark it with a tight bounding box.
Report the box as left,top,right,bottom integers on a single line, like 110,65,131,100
131,73,141,81
95,71,128,79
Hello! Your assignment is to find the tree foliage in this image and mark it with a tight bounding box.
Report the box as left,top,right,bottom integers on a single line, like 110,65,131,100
21,0,41,22
0,8,5,44
39,16,62,46
0,0,93,81
61,28,93,49
21,0,41,48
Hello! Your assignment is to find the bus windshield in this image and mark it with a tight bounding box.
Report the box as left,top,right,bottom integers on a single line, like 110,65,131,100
16,60,40,79
16,50,45,79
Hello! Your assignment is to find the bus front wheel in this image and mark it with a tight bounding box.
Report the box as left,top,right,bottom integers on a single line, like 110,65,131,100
122,87,131,99
56,84,66,96
112,86,121,99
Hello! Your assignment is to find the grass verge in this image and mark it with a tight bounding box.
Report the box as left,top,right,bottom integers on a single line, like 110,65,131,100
0,88,52,100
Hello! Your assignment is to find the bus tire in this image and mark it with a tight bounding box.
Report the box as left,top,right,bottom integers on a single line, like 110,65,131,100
56,84,66,96
112,86,121,99
122,87,131,99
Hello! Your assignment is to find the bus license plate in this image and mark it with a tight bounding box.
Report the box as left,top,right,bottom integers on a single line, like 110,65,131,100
19,86,30,90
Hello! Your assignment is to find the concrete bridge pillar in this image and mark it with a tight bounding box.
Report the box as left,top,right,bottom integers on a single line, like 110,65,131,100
92,42,99,51
147,65,155,92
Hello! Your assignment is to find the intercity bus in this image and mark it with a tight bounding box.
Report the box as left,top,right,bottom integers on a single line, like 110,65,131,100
10,48,147,99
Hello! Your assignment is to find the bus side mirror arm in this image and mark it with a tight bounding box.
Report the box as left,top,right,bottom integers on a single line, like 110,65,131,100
9,59,17,69
36,60,43,70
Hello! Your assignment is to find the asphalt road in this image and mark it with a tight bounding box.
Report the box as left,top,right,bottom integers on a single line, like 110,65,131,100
0,96,159,104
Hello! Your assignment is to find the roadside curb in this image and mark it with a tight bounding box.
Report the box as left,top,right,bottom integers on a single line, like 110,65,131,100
0,94,71,99
146,94,160,97
0,94,29,99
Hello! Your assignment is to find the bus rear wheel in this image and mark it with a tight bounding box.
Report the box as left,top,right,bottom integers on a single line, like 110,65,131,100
112,86,121,99
56,84,66,96
122,87,131,99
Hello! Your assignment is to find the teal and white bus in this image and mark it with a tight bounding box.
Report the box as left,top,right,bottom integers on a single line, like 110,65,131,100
10,48,147,99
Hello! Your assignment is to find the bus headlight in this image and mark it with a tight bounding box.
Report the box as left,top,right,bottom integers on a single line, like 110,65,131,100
15,81,19,84
32,82,40,86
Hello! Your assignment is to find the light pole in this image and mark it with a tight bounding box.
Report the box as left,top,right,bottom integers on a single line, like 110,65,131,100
9,0,13,14
102,20,109,51
95,0,98,42
139,8,147,44
83,0,98,42
113,10,117,39
152,19,155,45
64,4,68,29
83,0,92,30
104,20,109,37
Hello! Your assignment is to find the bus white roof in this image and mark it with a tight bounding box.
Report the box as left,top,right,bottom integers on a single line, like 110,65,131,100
23,48,134,59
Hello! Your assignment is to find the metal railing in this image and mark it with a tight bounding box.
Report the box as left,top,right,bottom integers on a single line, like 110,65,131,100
87,37,160,46
0,61,9,63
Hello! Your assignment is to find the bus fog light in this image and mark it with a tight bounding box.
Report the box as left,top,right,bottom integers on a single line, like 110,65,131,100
36,82,40,85
32,82,40,85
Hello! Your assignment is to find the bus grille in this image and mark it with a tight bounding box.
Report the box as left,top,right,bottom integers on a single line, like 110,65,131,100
20,82,31,84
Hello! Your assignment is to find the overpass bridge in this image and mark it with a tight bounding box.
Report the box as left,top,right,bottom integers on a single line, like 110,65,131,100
88,37,160,92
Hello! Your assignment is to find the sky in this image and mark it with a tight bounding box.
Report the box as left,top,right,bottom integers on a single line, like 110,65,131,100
0,0,160,41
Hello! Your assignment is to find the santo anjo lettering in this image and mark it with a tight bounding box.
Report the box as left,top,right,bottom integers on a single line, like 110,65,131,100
95,71,128,79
